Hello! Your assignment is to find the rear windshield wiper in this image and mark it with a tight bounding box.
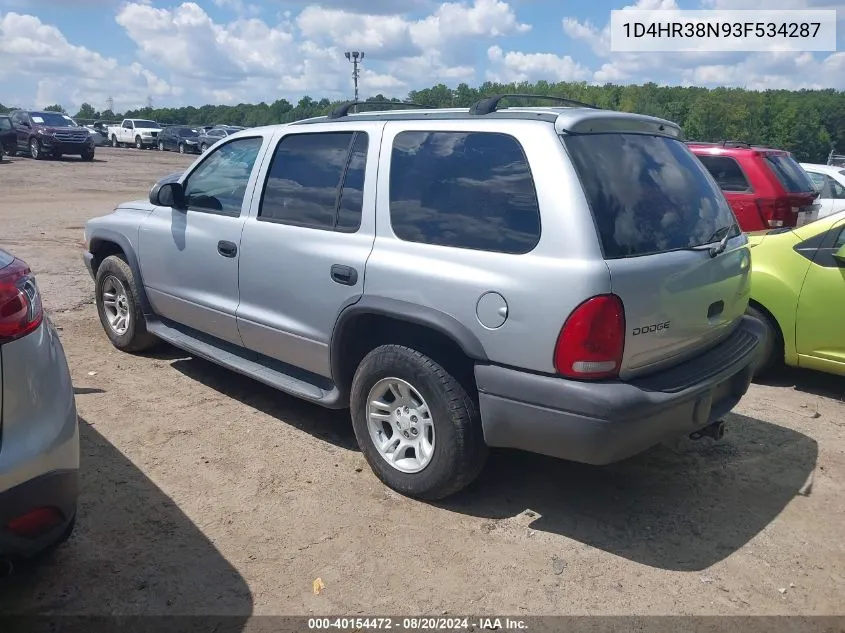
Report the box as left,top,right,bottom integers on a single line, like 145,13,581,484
689,224,738,258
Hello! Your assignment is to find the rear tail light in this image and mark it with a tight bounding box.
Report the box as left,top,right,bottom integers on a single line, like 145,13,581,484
756,198,794,228
554,294,625,380
6,507,64,538
0,257,43,344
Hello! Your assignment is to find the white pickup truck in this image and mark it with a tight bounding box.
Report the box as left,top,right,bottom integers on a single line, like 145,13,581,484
108,119,162,149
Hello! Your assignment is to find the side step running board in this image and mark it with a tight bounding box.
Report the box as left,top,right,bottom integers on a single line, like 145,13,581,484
146,319,345,409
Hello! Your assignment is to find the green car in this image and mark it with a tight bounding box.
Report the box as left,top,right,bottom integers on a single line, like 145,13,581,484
746,210,845,377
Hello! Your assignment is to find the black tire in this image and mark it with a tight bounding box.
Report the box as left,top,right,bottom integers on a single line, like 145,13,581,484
200,143,208,153
30,137,42,160
111,135,119,148
81,149,95,162
135,136,143,150
350,345,488,500
746,304,782,377
95,255,157,352
158,141,165,151
178,143,186,154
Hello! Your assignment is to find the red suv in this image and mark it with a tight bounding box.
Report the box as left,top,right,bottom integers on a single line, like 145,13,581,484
688,141,819,232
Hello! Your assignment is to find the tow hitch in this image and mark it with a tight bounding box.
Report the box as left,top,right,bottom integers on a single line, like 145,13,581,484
690,420,726,441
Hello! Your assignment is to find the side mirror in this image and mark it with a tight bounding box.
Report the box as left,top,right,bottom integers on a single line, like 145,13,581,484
20,120,31,128
150,181,185,208
833,244,845,267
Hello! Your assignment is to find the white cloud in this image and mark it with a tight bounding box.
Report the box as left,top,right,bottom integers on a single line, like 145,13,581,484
0,11,171,111
486,46,590,83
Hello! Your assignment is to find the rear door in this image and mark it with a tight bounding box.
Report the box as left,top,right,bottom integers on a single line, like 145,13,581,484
236,123,379,378
564,132,750,379
795,218,845,371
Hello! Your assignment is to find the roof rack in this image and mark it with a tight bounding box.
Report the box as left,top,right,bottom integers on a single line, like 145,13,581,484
469,93,599,116
328,101,434,119
686,139,751,149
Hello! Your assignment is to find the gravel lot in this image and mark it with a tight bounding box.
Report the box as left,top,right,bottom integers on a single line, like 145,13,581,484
0,147,843,617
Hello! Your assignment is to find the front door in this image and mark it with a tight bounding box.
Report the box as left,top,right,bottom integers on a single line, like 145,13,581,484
796,219,845,371
236,125,379,378
138,134,267,345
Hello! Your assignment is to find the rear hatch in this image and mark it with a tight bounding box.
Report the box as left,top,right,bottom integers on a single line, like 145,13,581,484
564,132,751,379
760,150,820,225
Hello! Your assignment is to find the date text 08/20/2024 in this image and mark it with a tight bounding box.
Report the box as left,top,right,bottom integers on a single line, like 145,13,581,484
307,617,528,630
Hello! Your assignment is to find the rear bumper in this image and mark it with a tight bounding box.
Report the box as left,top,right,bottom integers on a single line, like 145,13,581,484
476,315,765,465
0,471,78,558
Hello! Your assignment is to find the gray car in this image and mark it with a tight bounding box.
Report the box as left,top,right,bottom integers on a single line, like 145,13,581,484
83,96,763,500
0,249,79,564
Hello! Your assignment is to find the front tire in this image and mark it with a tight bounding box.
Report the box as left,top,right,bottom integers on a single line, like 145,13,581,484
81,149,95,162
178,143,186,154
135,136,143,150
200,143,208,153
30,138,43,160
350,345,488,500
95,255,157,353
158,141,165,151
746,305,782,377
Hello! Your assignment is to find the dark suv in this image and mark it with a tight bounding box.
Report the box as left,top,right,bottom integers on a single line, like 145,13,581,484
9,110,95,161
0,115,15,159
688,141,818,232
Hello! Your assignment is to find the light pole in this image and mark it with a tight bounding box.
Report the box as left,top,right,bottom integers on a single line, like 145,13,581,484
344,51,364,107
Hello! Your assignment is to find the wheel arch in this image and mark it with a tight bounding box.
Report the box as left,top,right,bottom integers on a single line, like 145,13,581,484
747,298,790,364
88,230,153,315
330,297,488,401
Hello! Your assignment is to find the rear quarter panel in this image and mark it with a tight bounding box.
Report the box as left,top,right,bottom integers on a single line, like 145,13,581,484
366,119,610,374
748,231,809,365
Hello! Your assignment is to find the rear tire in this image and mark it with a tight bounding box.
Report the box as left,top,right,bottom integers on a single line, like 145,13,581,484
95,255,157,353
350,345,488,500
111,135,119,148
746,304,782,377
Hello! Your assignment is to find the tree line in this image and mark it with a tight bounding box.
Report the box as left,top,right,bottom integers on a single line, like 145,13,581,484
2,80,843,163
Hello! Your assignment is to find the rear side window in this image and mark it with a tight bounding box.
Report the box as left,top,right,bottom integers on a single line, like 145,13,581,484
565,133,737,259
696,155,751,192
765,154,815,193
259,131,368,232
389,131,541,254
0,117,11,131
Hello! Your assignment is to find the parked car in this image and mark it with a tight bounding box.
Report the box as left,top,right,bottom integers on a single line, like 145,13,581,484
157,126,201,154
688,141,819,232
0,115,16,158
84,124,109,147
8,110,95,161
197,126,241,153
108,119,162,149
799,163,845,222
747,210,845,377
0,249,79,563
83,97,763,500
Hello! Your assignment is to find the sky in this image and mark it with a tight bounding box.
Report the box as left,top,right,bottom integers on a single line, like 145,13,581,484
0,0,843,113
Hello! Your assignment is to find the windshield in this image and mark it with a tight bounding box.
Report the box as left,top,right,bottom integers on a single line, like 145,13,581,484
565,133,738,259
30,112,74,127
134,120,159,129
765,153,816,193
175,127,198,135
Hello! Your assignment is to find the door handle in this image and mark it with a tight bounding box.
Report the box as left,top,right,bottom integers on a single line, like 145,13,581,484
217,240,238,258
330,264,358,286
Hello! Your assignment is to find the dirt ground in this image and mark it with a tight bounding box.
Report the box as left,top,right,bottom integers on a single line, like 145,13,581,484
0,147,843,618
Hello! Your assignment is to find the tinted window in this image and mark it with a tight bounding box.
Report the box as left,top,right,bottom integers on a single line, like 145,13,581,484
565,133,738,259
134,120,158,129
259,132,364,230
765,154,815,193
0,117,11,131
826,175,845,199
835,226,845,249
697,155,751,192
183,137,263,216
807,171,826,192
389,131,540,254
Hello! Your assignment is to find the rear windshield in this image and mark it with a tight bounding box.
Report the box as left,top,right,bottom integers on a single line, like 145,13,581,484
564,133,737,259
134,120,158,128
765,153,815,193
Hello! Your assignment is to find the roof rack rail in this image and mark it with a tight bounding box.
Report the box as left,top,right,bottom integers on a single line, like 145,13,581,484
469,93,599,116
686,139,751,148
328,100,434,119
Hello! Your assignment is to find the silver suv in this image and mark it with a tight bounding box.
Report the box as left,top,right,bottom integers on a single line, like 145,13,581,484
83,95,763,500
